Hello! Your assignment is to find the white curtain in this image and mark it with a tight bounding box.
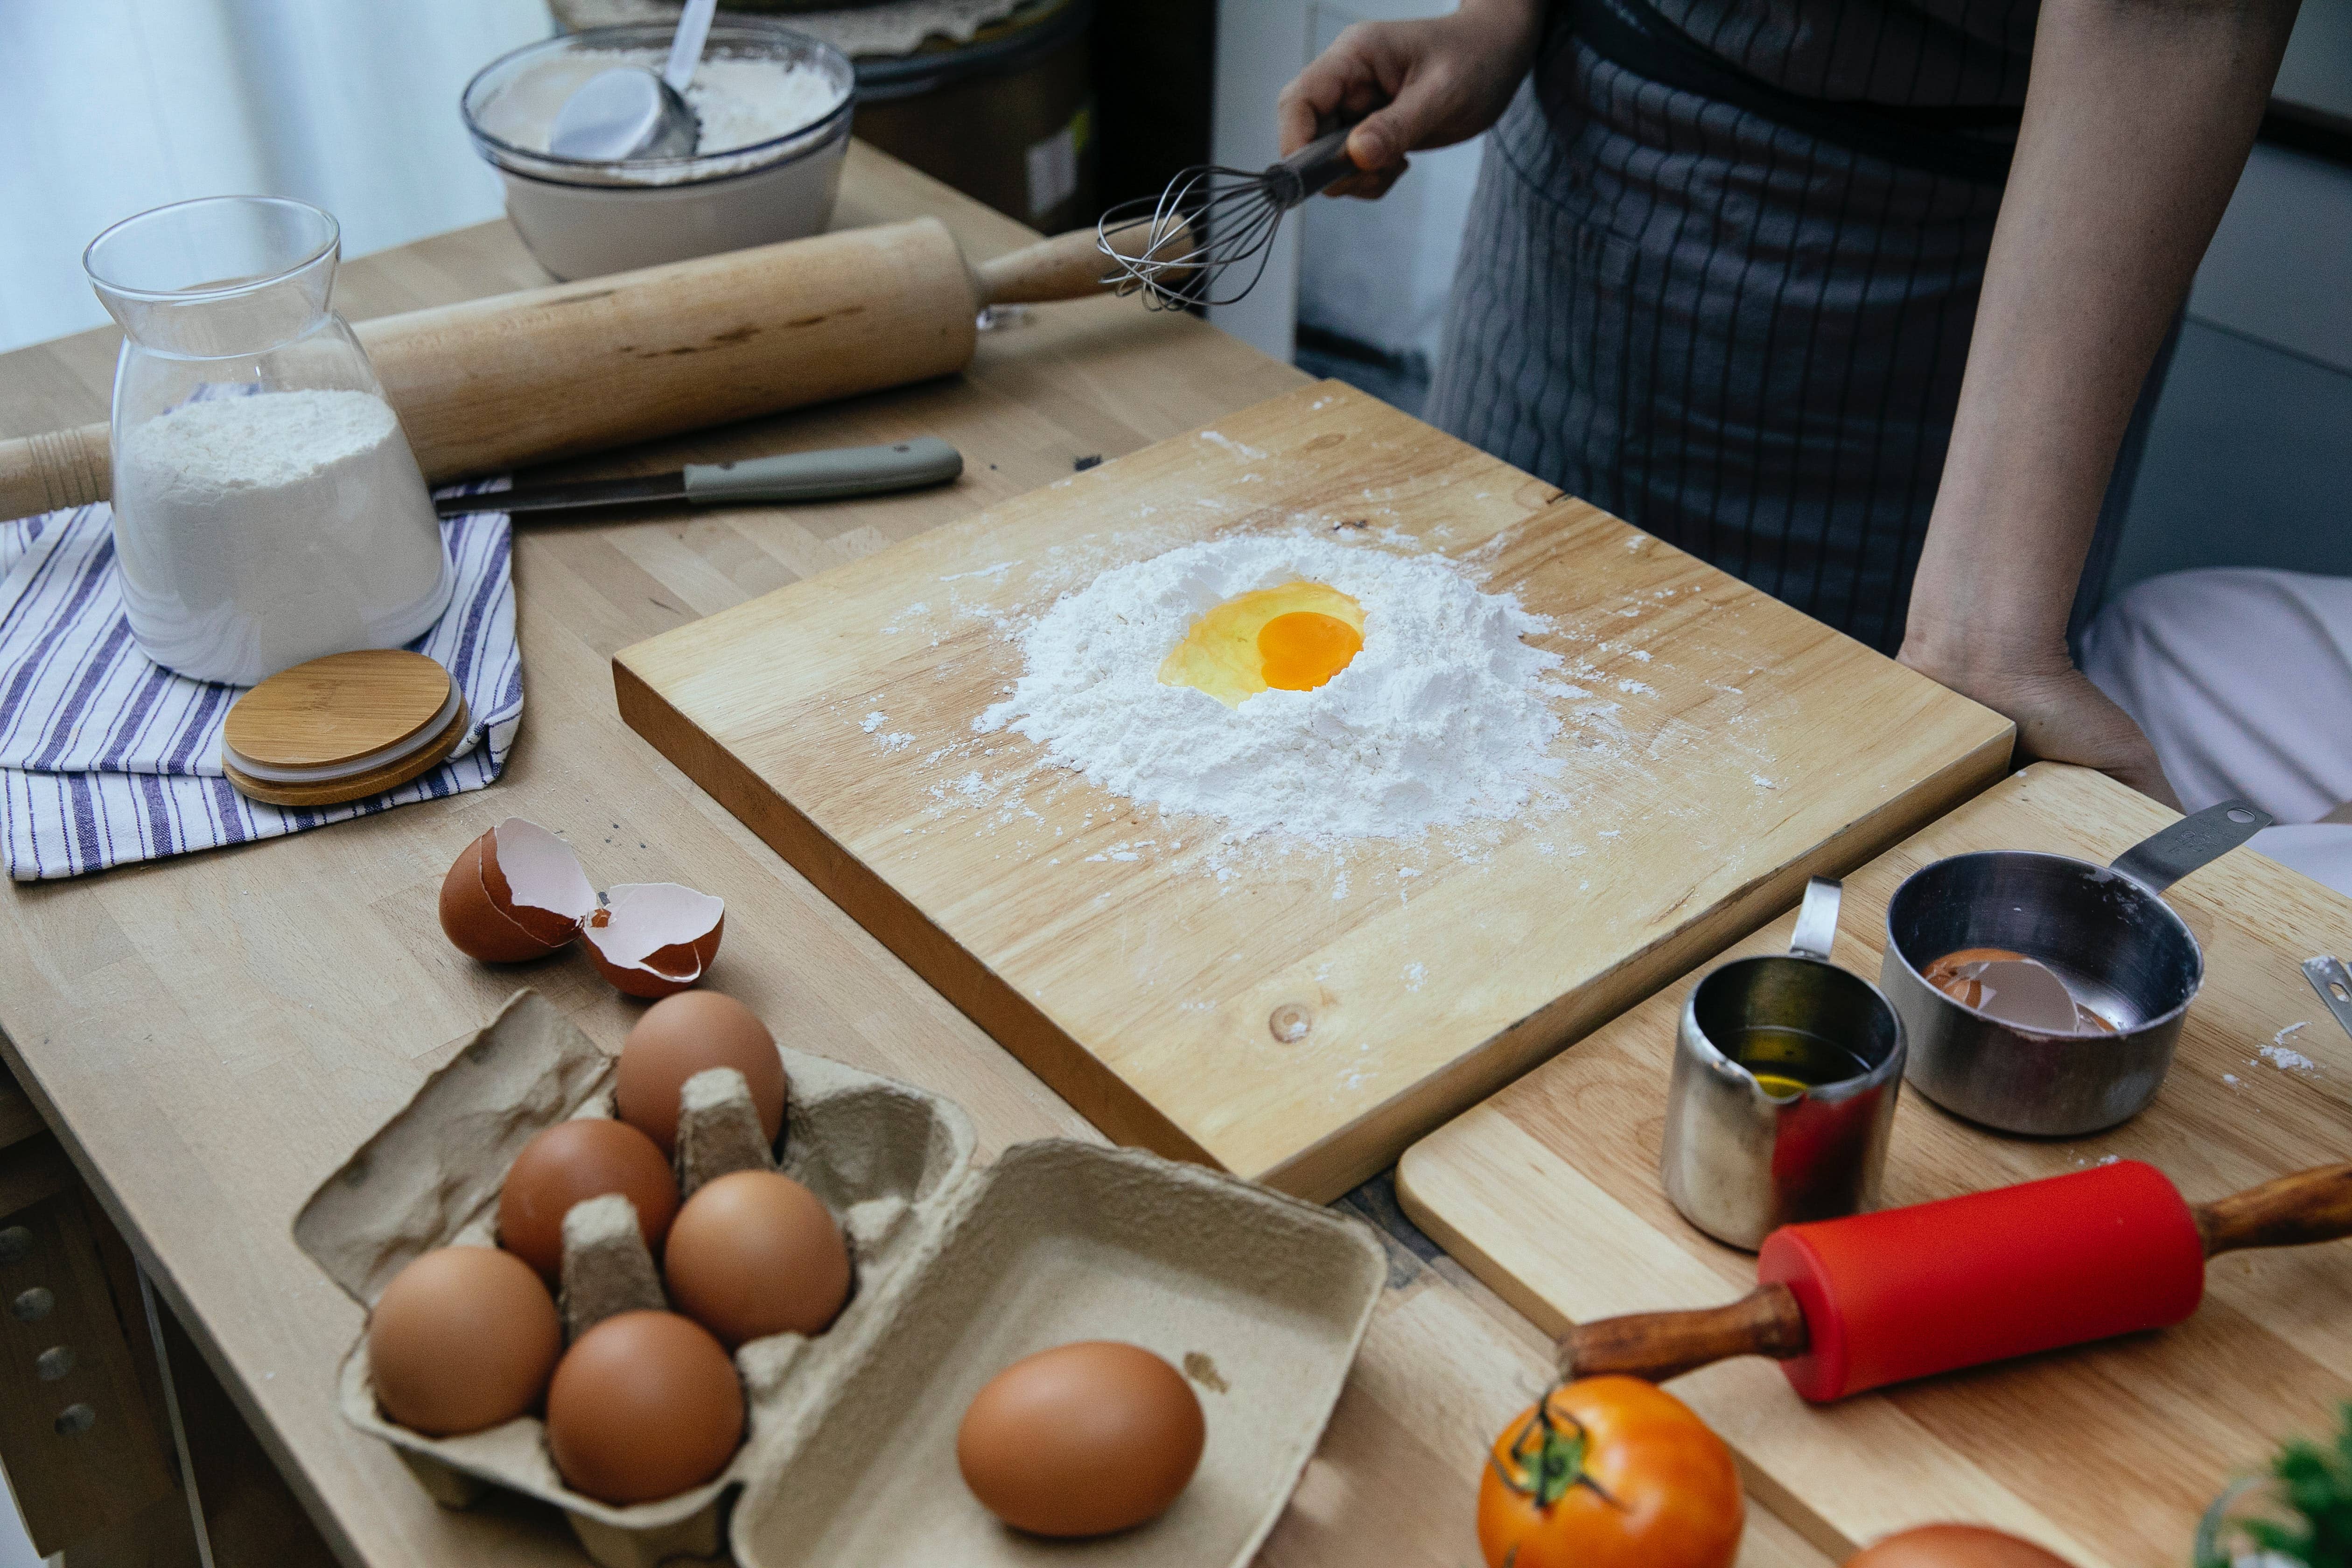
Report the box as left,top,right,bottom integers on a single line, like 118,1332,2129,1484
0,0,555,353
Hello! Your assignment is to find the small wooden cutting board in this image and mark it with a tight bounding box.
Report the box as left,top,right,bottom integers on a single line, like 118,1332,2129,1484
613,382,2012,1200
1399,763,2352,1567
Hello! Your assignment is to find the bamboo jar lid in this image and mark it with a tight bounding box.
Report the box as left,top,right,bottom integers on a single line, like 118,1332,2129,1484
222,650,469,807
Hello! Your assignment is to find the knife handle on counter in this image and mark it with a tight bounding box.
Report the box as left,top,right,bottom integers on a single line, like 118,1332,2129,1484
681,437,963,504
441,438,967,518
1557,1162,2352,1397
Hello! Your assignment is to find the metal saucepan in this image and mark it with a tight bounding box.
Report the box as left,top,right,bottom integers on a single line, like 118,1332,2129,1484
1661,878,1907,1250
1880,798,2271,1137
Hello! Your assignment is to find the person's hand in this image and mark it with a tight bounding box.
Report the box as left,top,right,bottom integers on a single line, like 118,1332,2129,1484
1275,0,1544,199
1898,646,2183,808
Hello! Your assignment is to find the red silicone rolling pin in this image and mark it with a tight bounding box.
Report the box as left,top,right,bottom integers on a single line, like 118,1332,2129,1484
1562,1160,2352,1401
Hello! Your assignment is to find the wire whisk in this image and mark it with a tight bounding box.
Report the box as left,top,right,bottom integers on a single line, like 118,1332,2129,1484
1096,126,1362,310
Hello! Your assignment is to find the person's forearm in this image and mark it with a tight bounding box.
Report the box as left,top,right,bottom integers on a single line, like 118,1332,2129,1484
1903,0,2299,680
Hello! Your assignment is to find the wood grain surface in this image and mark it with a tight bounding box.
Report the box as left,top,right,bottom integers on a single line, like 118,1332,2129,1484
0,144,1837,1568
1399,763,2352,1567
615,383,2013,1202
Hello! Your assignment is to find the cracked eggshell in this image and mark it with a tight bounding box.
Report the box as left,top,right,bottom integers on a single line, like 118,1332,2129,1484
439,819,597,963
581,883,726,999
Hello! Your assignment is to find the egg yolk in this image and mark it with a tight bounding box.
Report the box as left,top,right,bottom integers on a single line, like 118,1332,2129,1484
1259,611,1363,690
1158,581,1365,707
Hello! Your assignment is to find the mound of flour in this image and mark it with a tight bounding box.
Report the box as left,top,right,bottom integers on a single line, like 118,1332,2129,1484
976,534,1568,840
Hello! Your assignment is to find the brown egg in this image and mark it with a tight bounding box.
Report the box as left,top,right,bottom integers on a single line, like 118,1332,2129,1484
1847,1525,2078,1568
957,1341,1205,1537
616,990,785,1155
546,1310,744,1505
663,1170,850,1347
497,1118,679,1281
437,818,595,963
367,1246,561,1437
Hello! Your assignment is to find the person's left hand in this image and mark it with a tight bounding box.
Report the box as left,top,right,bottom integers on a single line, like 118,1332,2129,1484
1897,650,2182,808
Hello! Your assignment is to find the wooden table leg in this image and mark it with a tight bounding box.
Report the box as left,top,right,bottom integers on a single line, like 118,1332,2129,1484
0,1062,336,1568
0,1134,177,1557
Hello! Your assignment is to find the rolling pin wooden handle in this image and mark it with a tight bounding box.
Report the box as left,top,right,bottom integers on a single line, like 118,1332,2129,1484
1556,1282,1809,1385
2194,1162,2352,1256
0,421,112,517
973,220,1194,307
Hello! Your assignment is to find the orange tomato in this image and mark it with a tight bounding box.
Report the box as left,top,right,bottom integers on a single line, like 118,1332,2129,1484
1477,1377,1744,1568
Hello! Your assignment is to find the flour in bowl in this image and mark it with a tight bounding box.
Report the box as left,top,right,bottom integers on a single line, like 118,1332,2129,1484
975,534,1569,841
474,51,847,183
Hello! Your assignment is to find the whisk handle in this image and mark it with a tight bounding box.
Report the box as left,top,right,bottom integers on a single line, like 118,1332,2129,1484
1266,126,1362,209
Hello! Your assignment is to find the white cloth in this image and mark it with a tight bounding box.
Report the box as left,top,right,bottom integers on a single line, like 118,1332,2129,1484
2083,568,2352,896
0,485,519,880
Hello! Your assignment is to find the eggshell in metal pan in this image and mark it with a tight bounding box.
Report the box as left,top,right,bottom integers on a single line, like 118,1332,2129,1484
545,1310,744,1505
616,990,785,1155
367,1246,561,1437
957,1341,1205,1537
496,1118,679,1281
1846,1526,2077,1568
663,1170,849,1347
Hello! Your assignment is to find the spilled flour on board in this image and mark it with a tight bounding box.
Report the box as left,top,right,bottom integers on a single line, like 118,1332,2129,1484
974,533,1571,841
829,502,1788,910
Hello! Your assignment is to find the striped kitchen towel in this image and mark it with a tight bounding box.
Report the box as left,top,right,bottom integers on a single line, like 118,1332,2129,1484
0,484,520,879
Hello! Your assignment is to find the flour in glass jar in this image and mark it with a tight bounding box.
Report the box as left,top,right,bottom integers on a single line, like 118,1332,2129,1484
112,388,449,686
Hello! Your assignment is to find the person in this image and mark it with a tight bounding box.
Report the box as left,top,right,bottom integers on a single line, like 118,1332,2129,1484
2082,567,2352,897
1276,0,2302,807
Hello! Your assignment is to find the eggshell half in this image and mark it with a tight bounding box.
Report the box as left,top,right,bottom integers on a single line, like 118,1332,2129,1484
438,819,596,963
582,883,725,999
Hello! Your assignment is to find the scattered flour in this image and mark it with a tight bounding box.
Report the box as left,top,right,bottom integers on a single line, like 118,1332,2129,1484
974,533,1567,841
2259,1021,2318,1074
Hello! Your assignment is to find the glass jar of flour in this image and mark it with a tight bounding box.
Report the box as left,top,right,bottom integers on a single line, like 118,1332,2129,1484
83,196,451,686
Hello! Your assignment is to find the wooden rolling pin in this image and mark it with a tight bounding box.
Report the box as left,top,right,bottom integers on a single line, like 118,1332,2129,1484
1563,1159,2352,1401
0,218,1154,521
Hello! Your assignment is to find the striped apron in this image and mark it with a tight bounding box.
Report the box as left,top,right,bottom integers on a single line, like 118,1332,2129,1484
1427,0,2155,653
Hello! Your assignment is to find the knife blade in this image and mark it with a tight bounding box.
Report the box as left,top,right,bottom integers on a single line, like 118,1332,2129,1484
436,437,964,518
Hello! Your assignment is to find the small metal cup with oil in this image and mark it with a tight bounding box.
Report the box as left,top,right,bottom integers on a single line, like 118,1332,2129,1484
1660,878,1906,1251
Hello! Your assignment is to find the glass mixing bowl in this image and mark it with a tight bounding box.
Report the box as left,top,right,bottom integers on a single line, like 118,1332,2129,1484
462,23,855,280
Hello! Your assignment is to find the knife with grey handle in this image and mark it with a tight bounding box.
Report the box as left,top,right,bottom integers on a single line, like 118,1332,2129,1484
435,437,964,517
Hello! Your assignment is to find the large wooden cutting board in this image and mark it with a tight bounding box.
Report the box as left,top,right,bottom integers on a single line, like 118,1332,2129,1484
614,382,2012,1200
1399,763,2352,1566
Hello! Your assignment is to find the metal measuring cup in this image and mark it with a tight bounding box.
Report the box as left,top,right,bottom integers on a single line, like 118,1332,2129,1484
1660,878,1907,1251
1879,798,2271,1137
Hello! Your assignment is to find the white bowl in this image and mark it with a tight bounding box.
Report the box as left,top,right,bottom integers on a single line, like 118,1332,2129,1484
462,24,854,281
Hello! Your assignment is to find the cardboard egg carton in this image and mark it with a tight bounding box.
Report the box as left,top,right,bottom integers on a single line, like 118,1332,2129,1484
294,991,1387,1568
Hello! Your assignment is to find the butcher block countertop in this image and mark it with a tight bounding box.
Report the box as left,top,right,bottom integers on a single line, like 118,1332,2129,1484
0,146,1860,1568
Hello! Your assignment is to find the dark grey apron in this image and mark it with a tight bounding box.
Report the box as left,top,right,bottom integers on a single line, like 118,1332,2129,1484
1428,2,2160,653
